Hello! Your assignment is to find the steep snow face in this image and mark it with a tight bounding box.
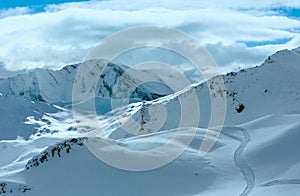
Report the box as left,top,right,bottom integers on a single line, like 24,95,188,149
34,64,79,104
0,63,78,104
0,59,173,105
0,72,42,102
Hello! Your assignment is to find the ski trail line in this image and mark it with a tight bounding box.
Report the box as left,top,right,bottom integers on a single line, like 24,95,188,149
222,126,256,196
260,179,300,187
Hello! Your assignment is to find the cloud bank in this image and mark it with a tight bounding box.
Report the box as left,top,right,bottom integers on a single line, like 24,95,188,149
0,0,300,73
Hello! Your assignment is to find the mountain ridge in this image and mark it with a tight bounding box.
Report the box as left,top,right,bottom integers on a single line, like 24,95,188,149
0,59,173,105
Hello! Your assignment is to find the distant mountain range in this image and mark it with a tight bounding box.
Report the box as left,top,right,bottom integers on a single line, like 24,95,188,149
0,60,173,104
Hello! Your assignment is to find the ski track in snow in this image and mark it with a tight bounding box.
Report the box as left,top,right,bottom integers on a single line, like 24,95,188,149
222,127,256,196
260,179,300,187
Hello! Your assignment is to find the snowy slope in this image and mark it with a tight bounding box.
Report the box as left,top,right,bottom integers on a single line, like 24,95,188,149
1,114,299,196
0,96,58,140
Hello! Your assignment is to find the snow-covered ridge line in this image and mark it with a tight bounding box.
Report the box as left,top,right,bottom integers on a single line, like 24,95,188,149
108,47,300,138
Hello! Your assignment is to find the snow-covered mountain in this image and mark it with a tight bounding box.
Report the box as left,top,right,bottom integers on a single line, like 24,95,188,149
0,59,173,104
0,47,300,195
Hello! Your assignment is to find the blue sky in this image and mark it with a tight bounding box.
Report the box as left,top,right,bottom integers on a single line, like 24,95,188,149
239,38,294,48
0,0,90,15
0,0,300,74
271,7,300,19
0,0,89,9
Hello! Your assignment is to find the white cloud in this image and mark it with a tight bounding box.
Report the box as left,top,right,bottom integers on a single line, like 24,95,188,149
206,42,269,70
0,7,31,18
0,0,300,73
